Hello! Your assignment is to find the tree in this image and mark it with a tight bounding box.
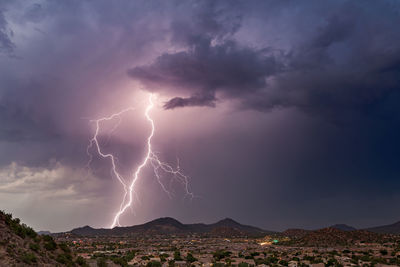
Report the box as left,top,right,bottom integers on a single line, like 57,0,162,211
174,250,182,261
186,253,197,263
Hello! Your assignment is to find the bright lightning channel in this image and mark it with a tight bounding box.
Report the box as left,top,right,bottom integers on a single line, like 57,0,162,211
86,93,193,229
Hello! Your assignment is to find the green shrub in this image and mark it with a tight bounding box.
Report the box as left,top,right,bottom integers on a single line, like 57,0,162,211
76,256,88,266
59,242,71,253
44,239,57,251
21,252,37,264
186,253,197,263
111,256,128,266
42,235,53,242
124,250,136,262
29,243,40,252
147,261,162,267
56,253,73,265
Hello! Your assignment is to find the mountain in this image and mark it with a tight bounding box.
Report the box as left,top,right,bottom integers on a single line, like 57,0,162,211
329,224,357,231
67,217,274,237
0,210,80,266
37,230,51,235
365,221,400,234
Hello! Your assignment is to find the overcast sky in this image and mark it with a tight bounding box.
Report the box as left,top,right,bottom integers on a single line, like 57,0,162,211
1,0,400,232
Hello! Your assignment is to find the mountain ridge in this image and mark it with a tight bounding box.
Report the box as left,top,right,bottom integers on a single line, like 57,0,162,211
365,220,400,234
66,217,274,237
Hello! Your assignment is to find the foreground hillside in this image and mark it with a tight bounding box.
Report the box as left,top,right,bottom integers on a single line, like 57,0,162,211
0,210,87,266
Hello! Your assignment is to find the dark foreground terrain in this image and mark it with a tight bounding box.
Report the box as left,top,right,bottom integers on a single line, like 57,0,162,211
1,211,400,266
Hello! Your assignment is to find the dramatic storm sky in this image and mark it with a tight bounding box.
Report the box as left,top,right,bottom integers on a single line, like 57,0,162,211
1,0,400,232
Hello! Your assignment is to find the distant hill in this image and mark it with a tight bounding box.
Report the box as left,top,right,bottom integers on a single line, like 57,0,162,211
329,224,357,231
37,230,52,235
0,210,82,266
68,217,274,237
280,227,393,247
282,228,310,239
365,221,400,234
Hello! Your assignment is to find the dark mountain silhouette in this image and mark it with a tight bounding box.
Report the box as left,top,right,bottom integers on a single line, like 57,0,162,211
329,224,357,231
365,221,400,234
66,218,400,238
68,217,274,237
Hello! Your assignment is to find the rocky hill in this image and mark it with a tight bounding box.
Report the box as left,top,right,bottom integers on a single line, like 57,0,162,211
365,221,400,234
0,210,86,266
281,228,310,239
280,227,396,247
68,217,273,237
329,224,357,231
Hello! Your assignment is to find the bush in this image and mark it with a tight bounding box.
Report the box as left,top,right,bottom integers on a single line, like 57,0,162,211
174,250,182,261
21,252,37,264
42,235,53,242
59,242,71,253
147,261,162,267
44,239,57,251
110,256,128,266
29,243,40,252
186,253,197,263
213,250,231,261
124,250,136,262
56,253,73,264
76,256,88,266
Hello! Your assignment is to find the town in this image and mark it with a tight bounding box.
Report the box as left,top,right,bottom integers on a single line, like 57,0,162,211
55,234,400,267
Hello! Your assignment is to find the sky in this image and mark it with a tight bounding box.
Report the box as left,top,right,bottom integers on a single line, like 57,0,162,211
0,0,400,232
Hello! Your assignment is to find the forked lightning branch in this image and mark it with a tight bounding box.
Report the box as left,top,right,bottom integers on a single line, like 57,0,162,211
86,93,193,228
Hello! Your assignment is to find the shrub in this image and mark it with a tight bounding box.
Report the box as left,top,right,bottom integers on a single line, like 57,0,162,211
21,252,37,264
59,242,71,253
147,261,162,267
186,253,197,263
42,235,53,242
124,250,136,262
29,243,40,252
44,239,57,251
173,250,182,261
110,256,128,266
56,253,73,265
76,256,88,266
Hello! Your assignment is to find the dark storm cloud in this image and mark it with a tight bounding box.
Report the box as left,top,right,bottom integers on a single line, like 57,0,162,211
129,0,400,125
0,9,14,54
1,0,400,231
129,40,280,109
163,94,216,109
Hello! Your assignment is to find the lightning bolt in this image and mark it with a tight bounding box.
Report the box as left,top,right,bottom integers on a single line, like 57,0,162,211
86,93,193,229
